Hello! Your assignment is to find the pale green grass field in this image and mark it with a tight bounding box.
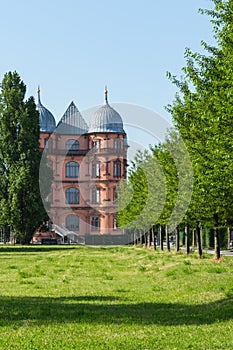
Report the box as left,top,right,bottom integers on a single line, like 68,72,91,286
0,245,233,349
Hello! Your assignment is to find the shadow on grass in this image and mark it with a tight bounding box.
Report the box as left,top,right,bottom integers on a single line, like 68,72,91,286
0,295,232,326
0,246,77,254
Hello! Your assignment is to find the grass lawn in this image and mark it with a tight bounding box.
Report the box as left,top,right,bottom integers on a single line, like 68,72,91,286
0,245,233,350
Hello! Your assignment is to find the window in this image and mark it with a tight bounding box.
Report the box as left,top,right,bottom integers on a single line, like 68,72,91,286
66,139,79,150
91,216,100,231
66,214,79,230
114,161,121,177
113,215,118,230
66,188,79,204
92,140,100,149
123,135,128,146
92,161,100,177
114,139,121,149
113,187,118,201
105,160,109,175
44,138,49,149
48,188,53,203
66,161,79,178
92,187,100,204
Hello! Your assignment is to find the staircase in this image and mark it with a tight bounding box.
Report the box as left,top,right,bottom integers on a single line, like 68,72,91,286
52,224,85,245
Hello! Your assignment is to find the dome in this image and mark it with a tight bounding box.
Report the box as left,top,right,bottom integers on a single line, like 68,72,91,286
89,89,125,134
37,89,56,133
56,101,88,135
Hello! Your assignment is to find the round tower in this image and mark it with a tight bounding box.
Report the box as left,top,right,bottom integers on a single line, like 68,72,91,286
86,88,128,237
37,87,56,149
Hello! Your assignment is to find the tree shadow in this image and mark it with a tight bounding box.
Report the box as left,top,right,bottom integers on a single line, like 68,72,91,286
0,246,76,254
0,295,232,326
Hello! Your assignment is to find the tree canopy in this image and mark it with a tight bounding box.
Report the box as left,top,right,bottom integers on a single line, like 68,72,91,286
117,0,233,258
0,71,50,243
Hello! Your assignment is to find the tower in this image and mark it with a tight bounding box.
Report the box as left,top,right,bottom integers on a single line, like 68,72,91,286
37,87,56,149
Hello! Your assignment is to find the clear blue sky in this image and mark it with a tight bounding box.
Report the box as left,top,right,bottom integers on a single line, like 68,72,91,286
0,0,214,123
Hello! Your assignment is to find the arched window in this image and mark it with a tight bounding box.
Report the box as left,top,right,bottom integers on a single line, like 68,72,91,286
66,188,79,204
66,214,79,230
92,187,100,204
66,139,79,150
66,161,79,178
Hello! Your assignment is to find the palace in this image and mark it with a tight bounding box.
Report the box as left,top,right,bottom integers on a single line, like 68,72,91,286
36,88,128,245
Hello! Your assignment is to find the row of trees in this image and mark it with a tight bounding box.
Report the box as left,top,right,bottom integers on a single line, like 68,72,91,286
117,0,233,259
0,72,50,243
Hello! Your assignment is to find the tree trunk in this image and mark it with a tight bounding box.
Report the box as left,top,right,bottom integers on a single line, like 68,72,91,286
157,226,160,246
147,229,151,248
214,213,220,260
175,226,180,252
135,229,139,245
185,224,190,255
159,225,163,251
227,227,232,250
3,226,6,244
192,229,197,246
196,224,202,258
139,230,143,244
166,224,170,252
143,229,146,246
134,230,137,246
152,226,156,250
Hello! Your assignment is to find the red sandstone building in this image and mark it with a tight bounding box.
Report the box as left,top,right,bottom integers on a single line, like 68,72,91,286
36,88,128,245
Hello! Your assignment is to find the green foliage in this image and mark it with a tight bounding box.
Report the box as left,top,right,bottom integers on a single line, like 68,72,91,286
117,148,166,230
165,0,233,259
118,1,233,257
167,0,233,229
0,71,51,243
117,128,193,236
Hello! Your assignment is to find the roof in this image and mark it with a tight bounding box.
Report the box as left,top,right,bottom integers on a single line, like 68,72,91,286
88,89,125,134
56,101,88,135
37,89,56,133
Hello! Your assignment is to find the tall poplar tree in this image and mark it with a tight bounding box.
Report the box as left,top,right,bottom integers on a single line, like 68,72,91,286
0,71,50,244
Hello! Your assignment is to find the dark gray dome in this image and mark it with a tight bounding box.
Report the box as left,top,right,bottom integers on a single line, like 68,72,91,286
37,89,56,133
89,90,125,134
56,101,88,135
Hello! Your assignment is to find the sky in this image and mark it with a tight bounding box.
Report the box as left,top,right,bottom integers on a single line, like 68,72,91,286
0,0,215,131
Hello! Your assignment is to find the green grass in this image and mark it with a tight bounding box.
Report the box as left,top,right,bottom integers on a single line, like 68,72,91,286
0,245,233,349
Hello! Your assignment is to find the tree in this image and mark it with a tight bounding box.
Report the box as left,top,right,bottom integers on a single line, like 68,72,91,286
117,128,193,250
167,0,233,259
117,147,166,245
0,71,51,244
